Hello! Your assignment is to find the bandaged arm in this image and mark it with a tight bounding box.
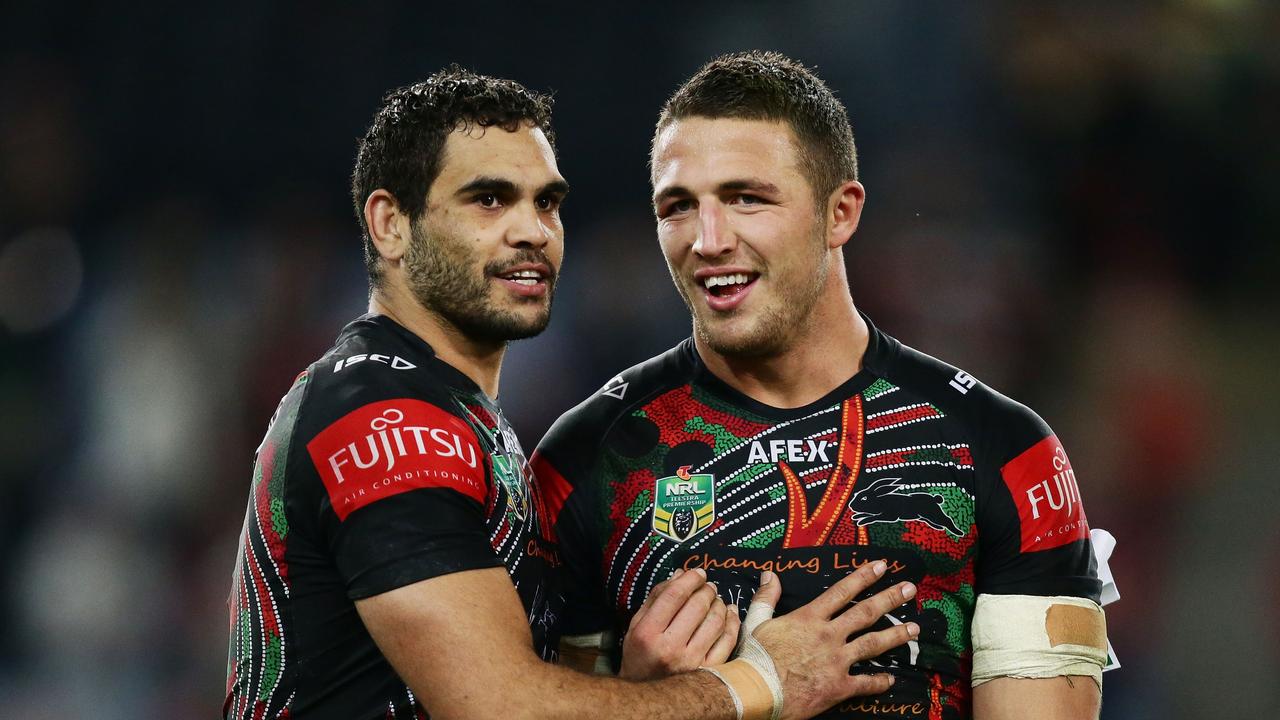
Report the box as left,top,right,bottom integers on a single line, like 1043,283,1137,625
561,600,786,720
971,594,1107,720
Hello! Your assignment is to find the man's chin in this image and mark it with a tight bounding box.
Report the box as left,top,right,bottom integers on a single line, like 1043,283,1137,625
457,307,552,344
695,320,782,359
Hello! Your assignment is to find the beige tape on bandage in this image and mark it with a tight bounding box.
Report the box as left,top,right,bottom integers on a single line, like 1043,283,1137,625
971,594,1108,688
702,659,775,720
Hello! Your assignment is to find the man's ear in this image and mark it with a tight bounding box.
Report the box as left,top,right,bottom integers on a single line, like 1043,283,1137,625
826,180,866,249
364,189,411,263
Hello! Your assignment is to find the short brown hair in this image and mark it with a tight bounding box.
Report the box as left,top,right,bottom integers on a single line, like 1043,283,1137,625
655,51,858,200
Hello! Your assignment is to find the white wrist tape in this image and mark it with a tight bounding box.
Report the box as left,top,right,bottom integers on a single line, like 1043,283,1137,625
970,594,1108,688
738,598,777,651
702,596,784,720
736,632,784,720
702,654,782,720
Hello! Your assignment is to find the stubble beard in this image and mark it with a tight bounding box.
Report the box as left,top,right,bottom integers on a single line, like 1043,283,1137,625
681,231,830,359
404,220,554,345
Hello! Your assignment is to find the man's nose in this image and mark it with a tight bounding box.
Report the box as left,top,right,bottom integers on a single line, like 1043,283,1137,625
507,201,552,248
691,204,734,258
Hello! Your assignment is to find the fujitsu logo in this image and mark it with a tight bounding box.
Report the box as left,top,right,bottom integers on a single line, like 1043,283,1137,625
1025,445,1080,520
327,408,479,484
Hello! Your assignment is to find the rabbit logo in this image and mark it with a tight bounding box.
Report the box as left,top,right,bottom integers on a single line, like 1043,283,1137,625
847,477,963,536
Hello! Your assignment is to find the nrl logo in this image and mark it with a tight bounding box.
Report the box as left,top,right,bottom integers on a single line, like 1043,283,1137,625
653,465,715,542
491,450,529,521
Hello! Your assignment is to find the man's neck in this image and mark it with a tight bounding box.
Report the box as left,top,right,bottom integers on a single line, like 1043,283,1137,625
695,296,869,410
369,286,505,399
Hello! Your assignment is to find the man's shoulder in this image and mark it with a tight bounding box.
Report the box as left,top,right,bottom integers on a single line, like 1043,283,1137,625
875,334,1052,459
537,340,693,459
292,316,464,436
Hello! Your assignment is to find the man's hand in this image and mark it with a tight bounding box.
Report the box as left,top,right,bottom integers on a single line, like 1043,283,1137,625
750,561,919,720
619,568,741,679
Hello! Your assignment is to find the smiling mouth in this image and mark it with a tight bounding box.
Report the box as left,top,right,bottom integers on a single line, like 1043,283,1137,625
700,272,758,298
497,269,546,286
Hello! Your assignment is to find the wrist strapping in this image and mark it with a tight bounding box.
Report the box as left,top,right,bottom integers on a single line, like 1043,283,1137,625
703,594,784,720
702,658,778,720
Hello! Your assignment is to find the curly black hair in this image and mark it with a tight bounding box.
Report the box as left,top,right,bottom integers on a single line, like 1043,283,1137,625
351,66,555,287
655,51,857,202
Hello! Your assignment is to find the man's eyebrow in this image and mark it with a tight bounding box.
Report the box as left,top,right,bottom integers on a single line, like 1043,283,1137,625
455,177,570,198
652,179,782,205
652,185,691,206
539,179,571,197
455,176,519,197
718,179,782,195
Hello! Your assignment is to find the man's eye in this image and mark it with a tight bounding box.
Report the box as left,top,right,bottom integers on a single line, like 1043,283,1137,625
734,194,762,205
536,196,561,211
669,199,694,215
477,193,499,208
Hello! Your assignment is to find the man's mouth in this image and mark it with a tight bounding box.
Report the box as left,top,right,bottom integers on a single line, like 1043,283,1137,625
700,271,757,298
694,269,759,311
493,263,553,298
498,268,546,286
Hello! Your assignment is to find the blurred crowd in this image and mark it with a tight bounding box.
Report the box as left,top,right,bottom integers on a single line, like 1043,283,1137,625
1,1,1276,717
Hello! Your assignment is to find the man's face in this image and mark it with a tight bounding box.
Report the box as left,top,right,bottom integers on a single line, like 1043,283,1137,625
651,117,829,358
406,123,567,344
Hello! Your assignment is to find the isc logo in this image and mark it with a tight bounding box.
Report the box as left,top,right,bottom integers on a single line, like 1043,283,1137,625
949,371,977,394
334,353,417,373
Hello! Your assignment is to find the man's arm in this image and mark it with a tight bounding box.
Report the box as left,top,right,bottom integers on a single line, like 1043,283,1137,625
357,561,917,720
965,395,1109,719
973,677,1099,720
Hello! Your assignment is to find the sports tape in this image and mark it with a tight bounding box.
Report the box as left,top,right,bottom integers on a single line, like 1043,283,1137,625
971,594,1107,688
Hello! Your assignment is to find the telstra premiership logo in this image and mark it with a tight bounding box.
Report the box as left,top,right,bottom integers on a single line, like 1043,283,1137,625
652,465,715,542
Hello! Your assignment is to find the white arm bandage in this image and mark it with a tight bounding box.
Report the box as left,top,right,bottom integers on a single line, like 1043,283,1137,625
701,596,784,720
970,594,1108,688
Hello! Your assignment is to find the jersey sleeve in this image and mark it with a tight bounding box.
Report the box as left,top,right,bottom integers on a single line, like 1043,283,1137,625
532,411,615,637
973,398,1101,601
295,382,503,600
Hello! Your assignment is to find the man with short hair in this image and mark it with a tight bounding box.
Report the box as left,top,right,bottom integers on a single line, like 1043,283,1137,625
224,66,914,720
534,51,1109,720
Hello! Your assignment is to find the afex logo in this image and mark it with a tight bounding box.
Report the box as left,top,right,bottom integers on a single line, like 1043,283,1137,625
308,399,485,520
1000,435,1089,552
746,439,832,464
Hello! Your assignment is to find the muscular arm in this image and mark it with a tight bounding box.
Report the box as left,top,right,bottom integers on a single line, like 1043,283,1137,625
973,677,1100,720
358,567,731,720
358,562,916,720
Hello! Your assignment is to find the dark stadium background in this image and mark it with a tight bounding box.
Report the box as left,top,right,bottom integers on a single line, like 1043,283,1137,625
1,2,1276,717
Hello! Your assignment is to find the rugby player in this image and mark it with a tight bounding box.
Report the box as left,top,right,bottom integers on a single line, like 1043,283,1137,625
224,66,917,720
533,52,1109,719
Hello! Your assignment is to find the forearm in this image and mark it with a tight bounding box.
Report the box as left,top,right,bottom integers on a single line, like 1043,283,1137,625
972,676,1100,720
422,654,736,720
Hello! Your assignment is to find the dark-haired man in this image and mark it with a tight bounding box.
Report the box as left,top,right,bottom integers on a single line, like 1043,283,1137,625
224,67,915,720
534,51,1109,720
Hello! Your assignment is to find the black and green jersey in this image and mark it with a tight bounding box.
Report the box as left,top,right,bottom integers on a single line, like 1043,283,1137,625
533,314,1099,720
225,314,562,719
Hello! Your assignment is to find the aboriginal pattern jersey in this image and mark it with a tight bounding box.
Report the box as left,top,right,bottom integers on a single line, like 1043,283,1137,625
532,314,1099,720
225,314,562,720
